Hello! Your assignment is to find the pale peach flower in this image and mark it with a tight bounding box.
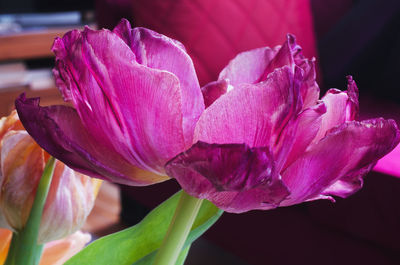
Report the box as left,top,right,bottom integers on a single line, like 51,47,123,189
0,111,101,243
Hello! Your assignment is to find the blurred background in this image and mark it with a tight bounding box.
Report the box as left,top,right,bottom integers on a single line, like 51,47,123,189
1,0,400,264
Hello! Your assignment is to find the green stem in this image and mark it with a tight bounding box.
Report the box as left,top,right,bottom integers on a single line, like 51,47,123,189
4,232,20,265
8,157,56,265
153,191,203,265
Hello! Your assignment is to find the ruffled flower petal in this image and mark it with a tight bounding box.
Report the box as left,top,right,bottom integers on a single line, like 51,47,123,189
218,34,319,108
166,142,289,213
281,119,400,206
313,76,359,143
51,30,81,102
262,34,319,108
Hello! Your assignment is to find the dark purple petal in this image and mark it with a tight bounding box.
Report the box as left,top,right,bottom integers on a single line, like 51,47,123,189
15,94,169,186
201,79,229,108
165,142,289,213
281,118,400,206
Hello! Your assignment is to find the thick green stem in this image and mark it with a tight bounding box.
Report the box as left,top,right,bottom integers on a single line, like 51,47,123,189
153,191,203,265
6,157,56,265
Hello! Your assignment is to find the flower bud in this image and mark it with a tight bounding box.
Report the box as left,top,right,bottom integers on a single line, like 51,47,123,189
0,111,101,243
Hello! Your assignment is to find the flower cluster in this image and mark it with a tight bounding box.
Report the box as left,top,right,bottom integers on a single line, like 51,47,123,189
16,19,400,213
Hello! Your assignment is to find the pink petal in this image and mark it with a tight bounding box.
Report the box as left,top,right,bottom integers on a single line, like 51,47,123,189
195,66,302,150
281,119,400,206
165,142,289,213
201,79,229,108
259,34,302,80
218,46,279,86
319,166,370,198
52,30,81,102
112,19,204,146
283,102,327,170
113,18,188,53
15,95,168,186
217,34,319,108
263,34,319,108
297,58,320,109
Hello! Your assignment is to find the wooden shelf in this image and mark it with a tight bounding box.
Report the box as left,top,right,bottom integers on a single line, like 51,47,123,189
0,86,66,116
0,27,79,61
0,27,80,115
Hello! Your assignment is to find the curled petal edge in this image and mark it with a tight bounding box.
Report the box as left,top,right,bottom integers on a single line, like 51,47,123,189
166,141,290,213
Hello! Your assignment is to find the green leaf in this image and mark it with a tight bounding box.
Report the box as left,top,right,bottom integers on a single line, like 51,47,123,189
132,244,190,265
65,191,223,265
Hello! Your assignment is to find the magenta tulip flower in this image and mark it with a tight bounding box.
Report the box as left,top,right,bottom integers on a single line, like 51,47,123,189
16,20,399,214
165,35,400,213
15,19,204,186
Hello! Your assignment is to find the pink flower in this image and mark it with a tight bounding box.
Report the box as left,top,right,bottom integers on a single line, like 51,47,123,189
15,19,204,186
165,35,400,213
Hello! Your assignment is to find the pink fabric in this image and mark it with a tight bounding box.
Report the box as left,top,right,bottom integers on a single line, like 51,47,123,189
374,145,400,178
130,0,317,85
